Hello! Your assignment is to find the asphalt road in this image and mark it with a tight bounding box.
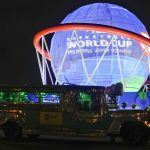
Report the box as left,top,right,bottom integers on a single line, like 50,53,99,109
0,131,150,150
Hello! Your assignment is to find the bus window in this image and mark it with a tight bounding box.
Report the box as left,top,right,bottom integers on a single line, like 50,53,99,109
26,92,61,104
91,93,101,112
0,91,29,104
41,93,61,104
76,92,92,111
106,94,118,109
27,93,39,103
18,92,28,103
75,92,101,112
0,92,5,102
0,91,19,103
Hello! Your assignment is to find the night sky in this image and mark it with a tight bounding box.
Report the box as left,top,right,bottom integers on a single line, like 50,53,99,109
0,0,149,85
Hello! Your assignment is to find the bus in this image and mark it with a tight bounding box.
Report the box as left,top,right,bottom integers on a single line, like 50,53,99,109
0,83,150,146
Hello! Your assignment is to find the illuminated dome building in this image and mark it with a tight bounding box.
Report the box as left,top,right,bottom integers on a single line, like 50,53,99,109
34,3,150,108
50,3,150,92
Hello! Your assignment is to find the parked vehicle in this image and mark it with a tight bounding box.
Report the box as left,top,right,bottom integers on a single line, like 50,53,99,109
0,83,149,146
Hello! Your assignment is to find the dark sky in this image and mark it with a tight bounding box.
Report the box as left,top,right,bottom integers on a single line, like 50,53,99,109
0,0,149,85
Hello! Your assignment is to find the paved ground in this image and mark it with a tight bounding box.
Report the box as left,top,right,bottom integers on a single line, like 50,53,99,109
0,131,150,150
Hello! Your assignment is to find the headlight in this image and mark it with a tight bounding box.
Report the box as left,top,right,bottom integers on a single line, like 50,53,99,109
144,121,150,127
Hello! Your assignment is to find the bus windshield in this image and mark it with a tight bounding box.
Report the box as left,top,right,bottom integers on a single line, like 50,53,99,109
0,90,61,105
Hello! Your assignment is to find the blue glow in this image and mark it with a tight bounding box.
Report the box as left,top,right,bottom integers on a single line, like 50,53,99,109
50,3,149,92
27,93,39,103
118,92,150,109
42,94,60,104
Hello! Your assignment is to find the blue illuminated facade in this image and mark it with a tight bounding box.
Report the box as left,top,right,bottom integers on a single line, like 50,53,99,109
50,3,150,109
50,3,149,93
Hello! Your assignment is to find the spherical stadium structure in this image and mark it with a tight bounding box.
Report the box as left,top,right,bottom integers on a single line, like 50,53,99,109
49,3,150,92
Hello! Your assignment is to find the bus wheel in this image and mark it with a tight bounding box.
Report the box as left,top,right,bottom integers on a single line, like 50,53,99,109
120,122,148,146
27,134,40,139
3,121,22,139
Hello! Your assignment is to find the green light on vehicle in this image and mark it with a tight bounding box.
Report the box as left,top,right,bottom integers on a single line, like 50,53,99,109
79,92,91,102
19,92,28,102
0,92,4,102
